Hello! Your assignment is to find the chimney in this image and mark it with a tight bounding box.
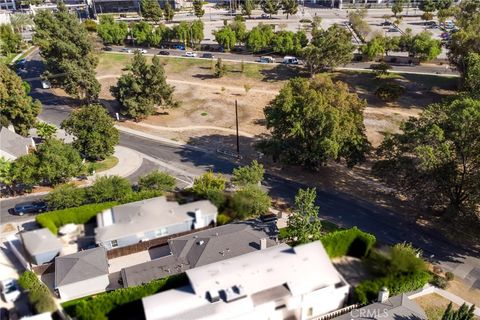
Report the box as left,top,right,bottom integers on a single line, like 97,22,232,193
193,208,205,229
378,287,389,303
259,238,267,250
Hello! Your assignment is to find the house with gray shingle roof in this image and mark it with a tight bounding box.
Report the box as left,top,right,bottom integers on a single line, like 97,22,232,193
22,228,62,265
54,247,109,300
95,196,218,250
0,126,35,161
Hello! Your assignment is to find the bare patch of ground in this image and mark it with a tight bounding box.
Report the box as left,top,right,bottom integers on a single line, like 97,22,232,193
415,293,457,320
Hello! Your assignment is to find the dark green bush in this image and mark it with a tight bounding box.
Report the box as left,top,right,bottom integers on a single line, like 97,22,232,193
431,274,448,289
320,227,376,258
87,176,132,203
119,189,164,204
19,271,56,313
36,202,117,234
445,271,454,281
375,83,406,101
138,170,176,193
354,271,432,304
62,274,188,320
231,186,271,219
45,183,86,210
216,213,232,226
205,189,227,211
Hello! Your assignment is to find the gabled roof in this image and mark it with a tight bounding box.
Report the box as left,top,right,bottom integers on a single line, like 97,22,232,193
22,228,62,256
95,197,218,243
334,294,428,320
55,247,108,287
0,126,33,159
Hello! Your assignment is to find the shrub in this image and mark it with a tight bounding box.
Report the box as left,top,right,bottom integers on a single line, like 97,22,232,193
445,271,454,281
36,202,117,234
431,274,448,289
119,189,163,204
216,213,232,225
370,62,391,75
354,271,432,304
87,176,132,203
231,185,271,219
62,274,188,320
83,19,97,32
19,271,56,313
138,170,176,193
192,171,227,196
45,183,86,210
375,83,405,101
320,227,376,258
231,160,264,187
205,189,227,210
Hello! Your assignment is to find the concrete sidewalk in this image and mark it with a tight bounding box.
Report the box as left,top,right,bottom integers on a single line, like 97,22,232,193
93,145,143,179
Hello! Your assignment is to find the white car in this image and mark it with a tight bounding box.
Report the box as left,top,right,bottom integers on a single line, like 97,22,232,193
136,49,148,54
1,279,21,302
41,80,51,89
185,51,197,57
122,48,132,53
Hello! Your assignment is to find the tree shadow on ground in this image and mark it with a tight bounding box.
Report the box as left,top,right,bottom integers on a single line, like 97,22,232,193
175,133,480,265
260,64,306,82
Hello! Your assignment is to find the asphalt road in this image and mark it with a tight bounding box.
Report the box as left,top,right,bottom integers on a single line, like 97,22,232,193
2,50,477,270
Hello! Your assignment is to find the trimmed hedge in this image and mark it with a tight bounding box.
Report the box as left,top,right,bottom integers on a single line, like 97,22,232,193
18,271,56,313
62,273,188,320
320,227,376,258
354,271,432,304
36,202,117,234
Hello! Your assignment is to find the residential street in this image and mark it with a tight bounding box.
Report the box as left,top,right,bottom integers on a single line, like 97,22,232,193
2,50,479,294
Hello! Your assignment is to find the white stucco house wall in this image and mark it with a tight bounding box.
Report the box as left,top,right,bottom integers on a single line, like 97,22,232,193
0,126,35,161
142,241,351,320
54,247,109,301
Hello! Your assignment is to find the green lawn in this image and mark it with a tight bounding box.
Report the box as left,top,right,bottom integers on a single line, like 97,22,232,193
88,156,119,173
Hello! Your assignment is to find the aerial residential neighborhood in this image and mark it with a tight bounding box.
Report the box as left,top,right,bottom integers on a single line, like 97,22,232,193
0,0,479,319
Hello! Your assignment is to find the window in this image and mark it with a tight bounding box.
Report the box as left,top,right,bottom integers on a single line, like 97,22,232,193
307,307,313,317
111,240,118,247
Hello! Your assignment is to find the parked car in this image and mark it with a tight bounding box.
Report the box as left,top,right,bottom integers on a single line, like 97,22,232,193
0,279,21,302
16,58,27,69
159,50,170,55
259,56,275,63
380,21,392,26
122,48,132,53
41,80,51,89
283,56,299,65
136,49,148,54
260,13,270,19
387,27,399,32
9,201,48,216
103,46,113,51
174,44,186,50
201,53,214,59
185,51,197,57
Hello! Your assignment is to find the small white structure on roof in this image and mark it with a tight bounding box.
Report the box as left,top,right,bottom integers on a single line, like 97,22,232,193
142,241,351,320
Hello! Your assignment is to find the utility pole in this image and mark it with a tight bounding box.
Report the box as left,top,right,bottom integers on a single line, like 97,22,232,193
235,100,240,156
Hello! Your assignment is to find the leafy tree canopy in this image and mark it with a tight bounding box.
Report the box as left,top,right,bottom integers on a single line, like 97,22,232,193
0,24,22,55
192,171,227,196
281,0,298,19
261,0,280,17
192,0,205,18
97,15,128,45
88,175,132,203
141,0,163,23
231,160,265,187
442,302,476,320
0,63,41,136
285,188,322,244
232,185,271,219
138,170,176,192
259,75,370,169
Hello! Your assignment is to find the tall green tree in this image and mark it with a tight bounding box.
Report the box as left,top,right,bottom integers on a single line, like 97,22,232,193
302,25,355,75
232,185,271,219
36,122,57,140
0,63,41,136
164,2,175,22
0,157,13,192
259,75,369,169
141,0,163,23
374,98,480,216
192,171,227,196
230,17,247,44
192,0,205,18
410,31,441,61
138,170,176,192
214,26,236,51
231,160,264,187
286,188,322,244
245,24,275,53
361,36,386,60
391,0,404,17
463,52,480,97
111,52,175,120
0,24,22,55
281,0,298,19
241,0,255,18
10,13,33,33
33,2,100,103
190,20,204,47
442,302,476,320
88,175,132,203
214,57,227,78
261,0,279,18
61,104,119,160
132,21,154,46
97,15,128,45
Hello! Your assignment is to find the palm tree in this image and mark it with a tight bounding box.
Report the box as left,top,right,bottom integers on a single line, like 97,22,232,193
10,13,33,33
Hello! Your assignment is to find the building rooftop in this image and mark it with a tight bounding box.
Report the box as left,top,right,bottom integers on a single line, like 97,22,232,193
121,221,277,287
142,241,348,320
22,228,62,256
0,126,33,159
55,247,108,287
334,294,428,320
95,197,217,243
